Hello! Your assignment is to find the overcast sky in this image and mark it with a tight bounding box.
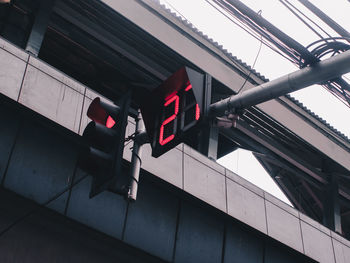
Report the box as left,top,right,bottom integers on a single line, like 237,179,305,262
159,0,350,204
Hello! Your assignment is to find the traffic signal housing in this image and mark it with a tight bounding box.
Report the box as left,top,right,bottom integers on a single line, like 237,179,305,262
79,92,131,198
141,67,204,157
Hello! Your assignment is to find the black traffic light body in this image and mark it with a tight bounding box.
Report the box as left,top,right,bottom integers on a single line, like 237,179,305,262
141,67,204,157
79,91,131,198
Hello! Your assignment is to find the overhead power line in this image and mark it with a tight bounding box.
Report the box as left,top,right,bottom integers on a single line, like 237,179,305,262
206,0,350,107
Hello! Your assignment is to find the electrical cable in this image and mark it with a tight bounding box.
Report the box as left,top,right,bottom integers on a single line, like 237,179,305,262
219,0,313,66
124,139,134,148
284,0,332,39
214,0,302,65
205,0,260,39
216,0,350,107
124,132,137,146
279,0,332,40
205,0,296,64
302,37,350,106
201,1,350,107
237,33,263,94
278,0,325,40
306,37,350,49
0,173,89,238
132,152,143,167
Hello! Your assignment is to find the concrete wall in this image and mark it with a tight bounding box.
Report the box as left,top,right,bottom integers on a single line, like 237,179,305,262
0,36,349,263
0,189,167,263
0,98,313,263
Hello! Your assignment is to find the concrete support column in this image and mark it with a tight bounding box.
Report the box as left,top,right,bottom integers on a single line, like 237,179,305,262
323,173,342,234
25,0,56,56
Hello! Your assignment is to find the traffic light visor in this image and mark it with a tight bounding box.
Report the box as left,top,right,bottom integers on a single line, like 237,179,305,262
87,98,120,127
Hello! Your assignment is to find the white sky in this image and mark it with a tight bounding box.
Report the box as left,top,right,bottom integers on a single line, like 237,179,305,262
159,0,350,205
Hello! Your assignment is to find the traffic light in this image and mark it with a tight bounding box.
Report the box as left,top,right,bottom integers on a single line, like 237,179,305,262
79,91,131,198
141,67,204,157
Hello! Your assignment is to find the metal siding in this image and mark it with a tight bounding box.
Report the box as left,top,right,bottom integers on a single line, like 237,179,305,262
0,189,37,235
224,224,264,263
0,189,165,263
264,240,308,263
0,102,20,183
123,180,178,261
3,120,78,213
174,201,224,263
66,171,127,240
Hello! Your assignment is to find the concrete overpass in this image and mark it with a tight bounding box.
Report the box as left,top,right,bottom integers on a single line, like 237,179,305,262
0,0,349,262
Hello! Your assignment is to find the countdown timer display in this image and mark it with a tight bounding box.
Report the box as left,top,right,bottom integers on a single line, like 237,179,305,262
141,67,204,157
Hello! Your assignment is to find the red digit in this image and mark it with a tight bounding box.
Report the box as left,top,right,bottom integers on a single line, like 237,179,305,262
185,83,200,120
185,83,192,91
159,94,179,145
195,104,200,120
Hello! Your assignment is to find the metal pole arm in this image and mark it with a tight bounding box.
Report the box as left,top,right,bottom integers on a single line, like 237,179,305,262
209,50,350,117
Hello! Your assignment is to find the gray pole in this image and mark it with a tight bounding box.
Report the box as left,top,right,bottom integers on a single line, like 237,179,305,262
25,0,56,56
127,110,146,201
210,49,350,117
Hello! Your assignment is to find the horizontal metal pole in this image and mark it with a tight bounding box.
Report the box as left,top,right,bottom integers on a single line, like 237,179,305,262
210,50,350,116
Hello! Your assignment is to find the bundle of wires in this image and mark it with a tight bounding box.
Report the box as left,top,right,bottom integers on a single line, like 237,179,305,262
305,37,350,105
206,0,350,107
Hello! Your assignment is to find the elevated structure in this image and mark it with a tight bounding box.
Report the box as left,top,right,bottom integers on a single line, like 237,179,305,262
0,0,349,262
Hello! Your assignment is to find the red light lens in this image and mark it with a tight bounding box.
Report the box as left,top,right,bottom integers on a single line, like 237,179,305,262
106,116,116,128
